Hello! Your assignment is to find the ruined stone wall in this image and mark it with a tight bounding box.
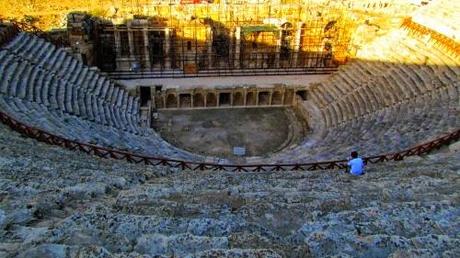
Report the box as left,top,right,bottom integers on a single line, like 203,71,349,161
62,1,445,73
148,84,305,110
68,8,355,72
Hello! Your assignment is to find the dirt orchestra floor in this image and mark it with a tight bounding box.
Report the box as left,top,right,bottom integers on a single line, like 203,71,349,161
152,107,305,159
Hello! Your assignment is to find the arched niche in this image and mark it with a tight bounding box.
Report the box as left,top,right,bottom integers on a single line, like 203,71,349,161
166,94,177,108
233,92,244,106
194,93,204,107
206,92,217,107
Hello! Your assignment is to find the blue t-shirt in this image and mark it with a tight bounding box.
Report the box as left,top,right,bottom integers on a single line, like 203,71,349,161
348,158,364,175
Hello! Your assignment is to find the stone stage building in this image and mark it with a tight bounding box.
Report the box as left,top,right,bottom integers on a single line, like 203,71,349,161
66,3,355,76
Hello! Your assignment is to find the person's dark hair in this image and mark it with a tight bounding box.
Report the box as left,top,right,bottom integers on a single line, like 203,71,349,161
351,151,358,159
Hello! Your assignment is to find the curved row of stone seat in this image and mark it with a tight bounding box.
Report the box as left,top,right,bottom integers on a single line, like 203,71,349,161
3,33,139,117
269,82,458,163
2,117,458,257
261,24,460,163
0,95,200,160
310,29,459,128
0,49,140,133
0,32,203,161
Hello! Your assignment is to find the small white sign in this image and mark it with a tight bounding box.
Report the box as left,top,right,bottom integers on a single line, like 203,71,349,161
233,147,246,156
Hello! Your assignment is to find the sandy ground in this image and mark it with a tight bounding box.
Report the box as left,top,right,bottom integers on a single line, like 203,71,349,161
119,74,331,90
152,108,299,158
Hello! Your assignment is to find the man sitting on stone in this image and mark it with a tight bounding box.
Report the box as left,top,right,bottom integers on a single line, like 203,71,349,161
347,151,365,176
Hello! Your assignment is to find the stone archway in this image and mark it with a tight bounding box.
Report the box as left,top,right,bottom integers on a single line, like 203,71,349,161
179,94,192,108
166,94,177,108
272,91,283,105
233,92,244,106
206,92,217,107
219,93,231,106
258,91,270,105
194,93,204,107
246,92,256,106
296,90,307,101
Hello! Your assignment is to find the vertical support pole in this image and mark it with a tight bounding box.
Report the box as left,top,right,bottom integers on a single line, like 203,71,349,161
128,28,134,58
164,28,171,69
143,28,151,69
229,28,234,68
114,27,121,58
128,26,135,69
293,22,303,67
150,87,156,109
181,28,185,70
207,27,213,69
275,30,282,68
281,88,286,105
235,27,241,69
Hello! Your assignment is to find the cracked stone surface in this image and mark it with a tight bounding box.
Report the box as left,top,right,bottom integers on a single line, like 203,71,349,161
0,123,459,257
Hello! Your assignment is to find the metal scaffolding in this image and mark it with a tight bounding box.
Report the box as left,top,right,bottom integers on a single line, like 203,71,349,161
69,3,355,77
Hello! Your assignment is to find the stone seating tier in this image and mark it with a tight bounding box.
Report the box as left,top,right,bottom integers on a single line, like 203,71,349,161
0,32,199,161
0,50,140,133
0,28,459,165
262,27,459,164
4,34,139,114
0,120,459,257
308,29,459,127
0,96,199,160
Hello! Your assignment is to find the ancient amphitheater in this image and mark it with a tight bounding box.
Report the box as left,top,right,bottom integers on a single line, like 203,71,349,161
0,0,459,257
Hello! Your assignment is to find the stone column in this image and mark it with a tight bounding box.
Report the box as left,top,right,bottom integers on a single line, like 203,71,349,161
191,94,194,108
293,22,303,67
128,27,135,58
275,30,282,68
151,87,156,108
229,28,234,67
127,26,135,70
268,91,273,105
143,28,151,69
207,27,213,69
234,27,241,69
164,28,171,69
281,89,286,105
114,27,121,58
